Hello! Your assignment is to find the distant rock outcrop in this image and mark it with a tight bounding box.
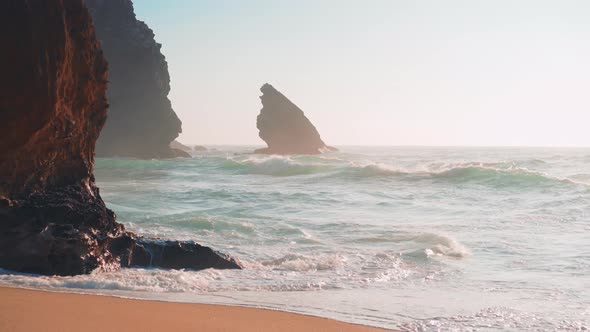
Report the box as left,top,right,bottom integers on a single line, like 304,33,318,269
170,140,191,152
169,140,192,157
86,0,185,159
0,1,239,276
170,140,208,153
255,84,336,154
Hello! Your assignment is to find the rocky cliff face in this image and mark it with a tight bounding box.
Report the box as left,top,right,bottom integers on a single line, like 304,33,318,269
0,0,108,198
0,0,238,276
85,0,186,159
255,84,336,155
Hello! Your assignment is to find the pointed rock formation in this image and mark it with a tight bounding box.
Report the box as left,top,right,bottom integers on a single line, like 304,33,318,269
85,0,185,159
0,0,239,276
255,84,337,154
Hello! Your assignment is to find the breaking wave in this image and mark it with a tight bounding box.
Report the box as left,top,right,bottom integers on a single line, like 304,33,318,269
221,155,584,188
222,156,330,176
354,232,470,259
404,233,471,259
0,249,416,293
348,161,578,186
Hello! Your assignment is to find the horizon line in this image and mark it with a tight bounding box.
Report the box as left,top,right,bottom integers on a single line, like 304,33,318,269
177,143,590,149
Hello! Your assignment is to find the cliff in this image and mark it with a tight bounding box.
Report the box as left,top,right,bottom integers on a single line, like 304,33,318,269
0,0,107,198
85,0,186,159
255,84,337,154
0,0,239,276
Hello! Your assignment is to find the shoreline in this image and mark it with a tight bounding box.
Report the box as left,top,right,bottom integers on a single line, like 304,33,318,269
0,286,389,332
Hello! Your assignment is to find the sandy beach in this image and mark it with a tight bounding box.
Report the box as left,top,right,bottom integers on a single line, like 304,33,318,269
0,287,387,332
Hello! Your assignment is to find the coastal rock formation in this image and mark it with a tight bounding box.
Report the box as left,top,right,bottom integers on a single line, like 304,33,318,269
115,239,239,270
255,84,337,155
170,140,208,153
0,1,239,276
0,0,108,201
170,140,192,152
85,0,185,159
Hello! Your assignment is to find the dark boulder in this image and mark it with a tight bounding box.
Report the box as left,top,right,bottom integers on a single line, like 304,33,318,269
116,238,240,270
0,186,123,276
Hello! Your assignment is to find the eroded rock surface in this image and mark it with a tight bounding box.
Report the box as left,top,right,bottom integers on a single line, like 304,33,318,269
255,84,336,154
0,1,107,197
86,0,185,159
0,0,239,276
170,140,193,156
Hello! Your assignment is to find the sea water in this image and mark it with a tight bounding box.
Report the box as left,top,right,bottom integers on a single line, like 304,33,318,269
1,146,588,330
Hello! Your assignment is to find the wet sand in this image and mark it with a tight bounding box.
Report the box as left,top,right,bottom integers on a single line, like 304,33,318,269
0,287,388,332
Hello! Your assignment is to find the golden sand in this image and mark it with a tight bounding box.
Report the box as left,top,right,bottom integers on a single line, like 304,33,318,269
0,287,388,332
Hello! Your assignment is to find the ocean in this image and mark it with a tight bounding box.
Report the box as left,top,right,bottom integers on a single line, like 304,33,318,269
1,146,589,331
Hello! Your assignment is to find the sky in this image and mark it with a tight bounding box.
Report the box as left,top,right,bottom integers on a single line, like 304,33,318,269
133,0,590,147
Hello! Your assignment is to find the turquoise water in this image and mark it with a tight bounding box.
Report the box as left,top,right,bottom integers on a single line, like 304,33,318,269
2,146,589,330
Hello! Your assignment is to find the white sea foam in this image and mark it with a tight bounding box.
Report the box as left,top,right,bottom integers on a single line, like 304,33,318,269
0,248,417,293
260,253,347,272
220,154,589,190
398,307,588,331
348,160,581,186
0,268,219,293
411,233,471,259
225,155,328,176
354,162,408,176
355,232,471,259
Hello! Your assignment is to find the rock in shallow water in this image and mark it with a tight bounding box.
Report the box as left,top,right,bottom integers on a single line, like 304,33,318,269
0,185,240,276
115,238,241,270
0,0,239,276
0,186,122,276
255,83,337,155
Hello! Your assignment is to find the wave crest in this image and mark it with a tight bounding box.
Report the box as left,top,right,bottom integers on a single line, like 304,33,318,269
345,161,581,188
259,253,346,272
410,233,471,259
223,156,329,176
356,232,470,259
98,153,585,189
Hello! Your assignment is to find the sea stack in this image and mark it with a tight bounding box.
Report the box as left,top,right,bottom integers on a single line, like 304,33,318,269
255,83,337,154
0,1,239,276
85,0,189,159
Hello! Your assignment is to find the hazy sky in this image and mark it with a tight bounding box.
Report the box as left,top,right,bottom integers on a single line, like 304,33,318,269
134,0,590,146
